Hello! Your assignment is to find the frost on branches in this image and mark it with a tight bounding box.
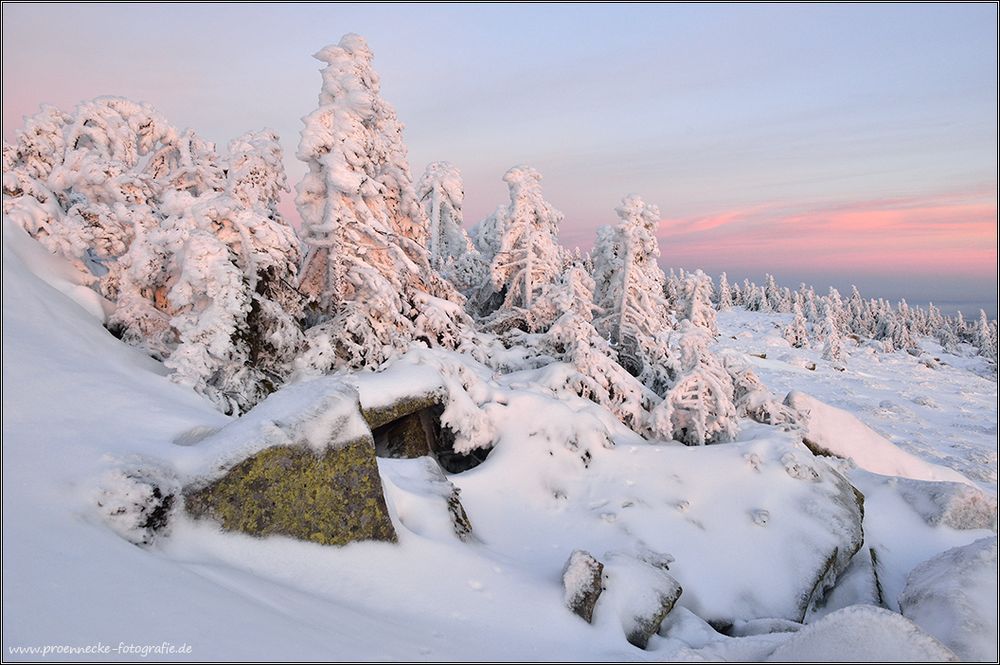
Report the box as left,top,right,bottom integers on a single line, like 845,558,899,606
415,161,486,292
680,269,718,334
2,98,302,414
528,261,669,438
663,322,739,445
295,34,470,373
592,194,674,394
471,166,565,331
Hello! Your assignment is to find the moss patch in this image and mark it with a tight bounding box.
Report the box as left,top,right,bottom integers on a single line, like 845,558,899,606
184,438,397,546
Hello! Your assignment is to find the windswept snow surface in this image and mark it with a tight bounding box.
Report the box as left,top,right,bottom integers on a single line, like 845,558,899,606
3,227,997,661
716,309,997,491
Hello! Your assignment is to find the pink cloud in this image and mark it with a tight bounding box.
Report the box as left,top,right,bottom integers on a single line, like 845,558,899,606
657,188,997,277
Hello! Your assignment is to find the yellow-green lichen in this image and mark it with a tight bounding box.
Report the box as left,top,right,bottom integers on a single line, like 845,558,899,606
184,438,397,546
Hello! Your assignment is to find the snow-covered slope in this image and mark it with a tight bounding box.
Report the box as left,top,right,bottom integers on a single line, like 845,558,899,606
3,225,996,661
716,309,998,491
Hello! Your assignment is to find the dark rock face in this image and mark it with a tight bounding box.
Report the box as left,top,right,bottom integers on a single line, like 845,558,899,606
562,550,605,623
184,438,397,546
372,411,437,459
364,394,492,473
446,485,474,542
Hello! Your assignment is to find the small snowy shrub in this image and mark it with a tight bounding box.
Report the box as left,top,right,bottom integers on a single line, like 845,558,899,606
95,468,179,546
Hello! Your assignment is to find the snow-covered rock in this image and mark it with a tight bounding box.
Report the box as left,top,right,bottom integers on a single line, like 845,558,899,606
894,477,997,530
599,552,683,649
784,390,971,483
766,605,957,662
562,550,605,623
181,384,397,546
379,457,474,543
898,537,998,662
457,426,864,626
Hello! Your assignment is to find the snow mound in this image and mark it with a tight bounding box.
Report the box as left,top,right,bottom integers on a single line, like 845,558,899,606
379,456,474,543
898,536,998,662
456,424,864,624
894,477,997,530
2,215,110,322
767,605,957,662
785,391,970,484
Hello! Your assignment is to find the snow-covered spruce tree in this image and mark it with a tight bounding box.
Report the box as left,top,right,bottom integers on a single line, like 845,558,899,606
663,321,738,445
476,165,564,330
955,311,969,342
415,161,487,292
717,272,733,310
592,194,674,393
975,310,997,365
784,302,809,348
764,273,788,312
3,99,304,414
679,269,718,334
295,34,470,372
821,306,844,362
161,131,304,413
3,98,180,286
531,262,670,437
663,269,683,311
745,284,770,312
893,300,917,351
847,285,873,338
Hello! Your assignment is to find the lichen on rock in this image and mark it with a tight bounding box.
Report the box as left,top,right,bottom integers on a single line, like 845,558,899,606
185,438,396,545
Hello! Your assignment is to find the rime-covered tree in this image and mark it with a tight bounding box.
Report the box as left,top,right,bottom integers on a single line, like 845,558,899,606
821,307,844,362
532,262,669,437
483,166,564,321
680,269,717,334
764,273,788,312
294,34,469,371
975,309,997,365
664,322,738,445
717,272,733,310
784,302,809,348
416,161,487,292
592,194,674,392
3,98,304,414
745,284,769,312
161,131,304,413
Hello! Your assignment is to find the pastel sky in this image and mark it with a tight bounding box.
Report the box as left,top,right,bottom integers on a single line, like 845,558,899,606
3,3,997,314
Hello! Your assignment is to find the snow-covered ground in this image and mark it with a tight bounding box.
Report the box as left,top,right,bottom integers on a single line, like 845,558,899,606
2,222,996,661
714,309,998,491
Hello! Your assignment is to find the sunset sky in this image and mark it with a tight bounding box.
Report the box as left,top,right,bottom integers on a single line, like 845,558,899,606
3,3,996,313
